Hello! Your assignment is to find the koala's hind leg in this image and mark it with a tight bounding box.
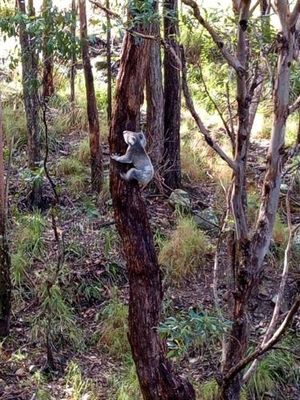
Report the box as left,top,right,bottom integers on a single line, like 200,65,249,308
120,168,143,182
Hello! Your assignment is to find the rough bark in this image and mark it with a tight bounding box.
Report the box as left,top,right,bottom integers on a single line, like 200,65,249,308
70,0,76,105
146,0,164,169
42,0,54,99
109,12,195,400
17,0,42,207
106,0,112,123
79,0,103,192
0,98,11,337
163,0,181,190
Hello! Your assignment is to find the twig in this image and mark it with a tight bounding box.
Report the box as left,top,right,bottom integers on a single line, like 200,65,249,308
89,0,121,20
181,46,236,171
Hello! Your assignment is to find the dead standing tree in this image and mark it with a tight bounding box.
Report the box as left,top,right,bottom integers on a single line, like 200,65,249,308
182,0,300,399
109,4,195,400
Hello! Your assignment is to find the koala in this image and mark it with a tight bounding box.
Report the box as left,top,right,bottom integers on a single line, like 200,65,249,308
111,130,154,185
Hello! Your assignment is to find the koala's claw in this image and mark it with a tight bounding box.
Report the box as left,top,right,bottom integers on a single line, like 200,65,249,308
111,153,120,160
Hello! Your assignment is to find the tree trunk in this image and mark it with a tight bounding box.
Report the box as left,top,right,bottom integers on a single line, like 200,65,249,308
0,98,11,337
17,0,42,207
109,12,195,400
42,0,54,99
70,0,76,105
79,0,103,193
163,0,181,190
146,0,164,170
106,0,112,124
219,4,296,398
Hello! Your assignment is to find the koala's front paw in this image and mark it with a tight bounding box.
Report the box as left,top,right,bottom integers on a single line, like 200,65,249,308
120,172,129,181
111,153,120,160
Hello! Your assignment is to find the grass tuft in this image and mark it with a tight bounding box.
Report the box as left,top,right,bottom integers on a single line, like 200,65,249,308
97,289,129,358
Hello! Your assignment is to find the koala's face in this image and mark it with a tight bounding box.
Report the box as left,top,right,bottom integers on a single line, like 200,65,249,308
123,130,146,148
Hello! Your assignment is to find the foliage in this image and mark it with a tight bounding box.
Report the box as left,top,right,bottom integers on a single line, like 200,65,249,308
96,289,129,358
159,308,231,359
0,5,80,66
246,343,300,398
56,157,85,176
11,211,45,285
159,217,213,284
65,361,97,400
32,282,84,349
109,356,142,400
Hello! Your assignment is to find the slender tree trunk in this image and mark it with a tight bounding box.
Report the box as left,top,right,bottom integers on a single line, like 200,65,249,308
0,98,11,337
42,0,54,99
109,11,195,400
163,0,181,190
17,0,42,207
79,0,103,193
106,0,112,123
219,4,296,399
70,0,76,105
146,0,164,169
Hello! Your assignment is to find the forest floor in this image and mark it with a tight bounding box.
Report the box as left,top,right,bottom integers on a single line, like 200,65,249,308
1,116,300,400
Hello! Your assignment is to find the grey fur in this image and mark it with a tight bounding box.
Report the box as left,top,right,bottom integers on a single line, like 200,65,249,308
111,130,154,185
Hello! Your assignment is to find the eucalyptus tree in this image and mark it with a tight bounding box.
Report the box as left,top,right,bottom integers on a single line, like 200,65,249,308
146,0,164,171
182,0,300,398
163,0,181,189
109,1,195,398
79,0,103,193
17,0,42,207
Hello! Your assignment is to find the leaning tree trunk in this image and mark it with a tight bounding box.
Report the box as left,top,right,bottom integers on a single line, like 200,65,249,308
79,0,103,193
146,0,164,170
163,0,181,190
0,98,11,337
109,12,195,400
17,0,42,208
42,0,54,99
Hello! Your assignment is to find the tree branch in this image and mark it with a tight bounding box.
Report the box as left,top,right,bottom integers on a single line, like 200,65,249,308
181,47,236,171
289,0,300,29
182,0,244,74
89,0,121,19
288,94,300,115
224,295,300,383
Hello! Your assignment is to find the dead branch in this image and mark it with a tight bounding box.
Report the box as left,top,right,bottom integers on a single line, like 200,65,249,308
181,47,236,171
182,0,245,74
